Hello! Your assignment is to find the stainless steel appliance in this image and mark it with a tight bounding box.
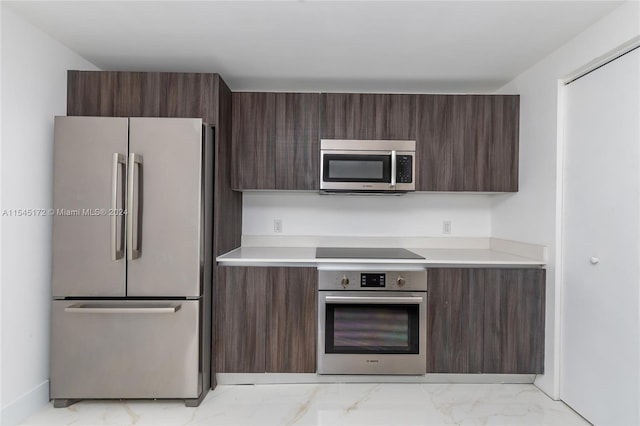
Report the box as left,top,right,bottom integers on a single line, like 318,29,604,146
50,116,213,407
317,264,427,375
320,139,416,193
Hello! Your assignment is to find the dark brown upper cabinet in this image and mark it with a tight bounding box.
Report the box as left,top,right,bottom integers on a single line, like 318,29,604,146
416,94,519,192
67,71,119,117
232,92,276,190
427,267,544,375
232,92,319,191
320,93,416,140
67,71,221,124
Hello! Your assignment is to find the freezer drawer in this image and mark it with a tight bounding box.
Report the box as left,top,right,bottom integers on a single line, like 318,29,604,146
51,300,201,400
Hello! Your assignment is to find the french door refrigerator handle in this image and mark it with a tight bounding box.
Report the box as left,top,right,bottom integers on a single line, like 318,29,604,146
64,303,181,314
111,153,126,261
127,153,143,260
390,150,397,188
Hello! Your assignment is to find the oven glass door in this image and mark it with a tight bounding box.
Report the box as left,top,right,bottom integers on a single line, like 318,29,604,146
323,294,421,355
322,154,391,183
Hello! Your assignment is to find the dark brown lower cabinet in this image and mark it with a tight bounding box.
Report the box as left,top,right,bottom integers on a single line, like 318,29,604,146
427,269,484,373
215,267,268,373
215,267,317,374
267,268,317,373
483,269,545,374
427,268,545,374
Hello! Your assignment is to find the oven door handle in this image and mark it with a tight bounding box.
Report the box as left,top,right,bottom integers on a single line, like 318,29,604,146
324,295,423,304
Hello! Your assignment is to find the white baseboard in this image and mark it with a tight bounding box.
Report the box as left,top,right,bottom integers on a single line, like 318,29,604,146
1,381,49,426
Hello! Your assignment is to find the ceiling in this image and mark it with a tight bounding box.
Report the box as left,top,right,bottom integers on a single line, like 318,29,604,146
4,1,623,93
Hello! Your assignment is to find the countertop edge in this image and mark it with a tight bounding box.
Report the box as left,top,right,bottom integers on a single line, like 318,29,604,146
216,246,546,268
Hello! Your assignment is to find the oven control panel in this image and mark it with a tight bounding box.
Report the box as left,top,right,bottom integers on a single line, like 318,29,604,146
318,270,427,291
361,273,385,287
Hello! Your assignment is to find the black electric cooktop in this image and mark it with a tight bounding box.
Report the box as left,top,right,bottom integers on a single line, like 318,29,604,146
315,247,425,260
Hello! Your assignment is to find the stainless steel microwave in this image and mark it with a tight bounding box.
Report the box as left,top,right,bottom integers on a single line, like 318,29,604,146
320,139,416,193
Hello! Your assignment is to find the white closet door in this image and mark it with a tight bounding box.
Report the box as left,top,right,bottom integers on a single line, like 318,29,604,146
562,47,640,426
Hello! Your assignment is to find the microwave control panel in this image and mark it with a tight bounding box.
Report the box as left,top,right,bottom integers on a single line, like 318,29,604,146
396,155,413,183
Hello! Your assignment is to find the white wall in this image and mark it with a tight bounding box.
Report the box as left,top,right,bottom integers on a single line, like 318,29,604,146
243,192,492,238
492,0,640,399
0,7,98,425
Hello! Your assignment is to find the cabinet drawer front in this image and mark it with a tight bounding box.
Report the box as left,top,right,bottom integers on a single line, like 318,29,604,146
51,300,200,399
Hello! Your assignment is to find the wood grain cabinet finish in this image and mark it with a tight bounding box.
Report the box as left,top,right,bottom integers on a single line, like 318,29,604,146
67,71,119,117
266,268,317,373
416,95,519,192
427,268,484,373
232,92,276,189
232,92,319,190
275,93,320,190
321,93,416,140
427,268,544,374
215,267,268,373
67,71,221,122
215,267,318,373
483,268,545,374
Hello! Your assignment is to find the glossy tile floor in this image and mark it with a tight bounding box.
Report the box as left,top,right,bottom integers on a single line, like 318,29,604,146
21,383,589,425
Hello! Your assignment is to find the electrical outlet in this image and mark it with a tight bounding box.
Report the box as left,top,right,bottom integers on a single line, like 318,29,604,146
442,220,452,234
274,219,283,233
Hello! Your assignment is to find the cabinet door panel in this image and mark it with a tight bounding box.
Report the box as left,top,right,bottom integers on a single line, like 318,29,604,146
266,268,317,373
232,92,276,189
67,71,118,116
215,267,267,373
67,71,219,123
416,95,466,191
466,96,519,191
275,93,319,190
427,269,484,373
416,94,518,192
159,73,216,121
321,93,415,140
115,72,160,117
488,95,519,191
483,269,545,373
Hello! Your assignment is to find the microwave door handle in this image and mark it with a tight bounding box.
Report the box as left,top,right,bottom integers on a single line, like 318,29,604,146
390,150,396,188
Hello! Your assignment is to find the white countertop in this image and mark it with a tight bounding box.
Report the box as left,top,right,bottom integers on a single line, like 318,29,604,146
216,246,546,268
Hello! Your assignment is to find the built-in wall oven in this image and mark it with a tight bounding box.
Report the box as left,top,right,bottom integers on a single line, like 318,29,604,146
317,269,427,375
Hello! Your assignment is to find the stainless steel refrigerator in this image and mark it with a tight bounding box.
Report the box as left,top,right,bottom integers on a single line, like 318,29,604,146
50,116,212,407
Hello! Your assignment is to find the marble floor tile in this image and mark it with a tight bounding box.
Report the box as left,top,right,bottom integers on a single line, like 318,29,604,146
19,383,589,426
